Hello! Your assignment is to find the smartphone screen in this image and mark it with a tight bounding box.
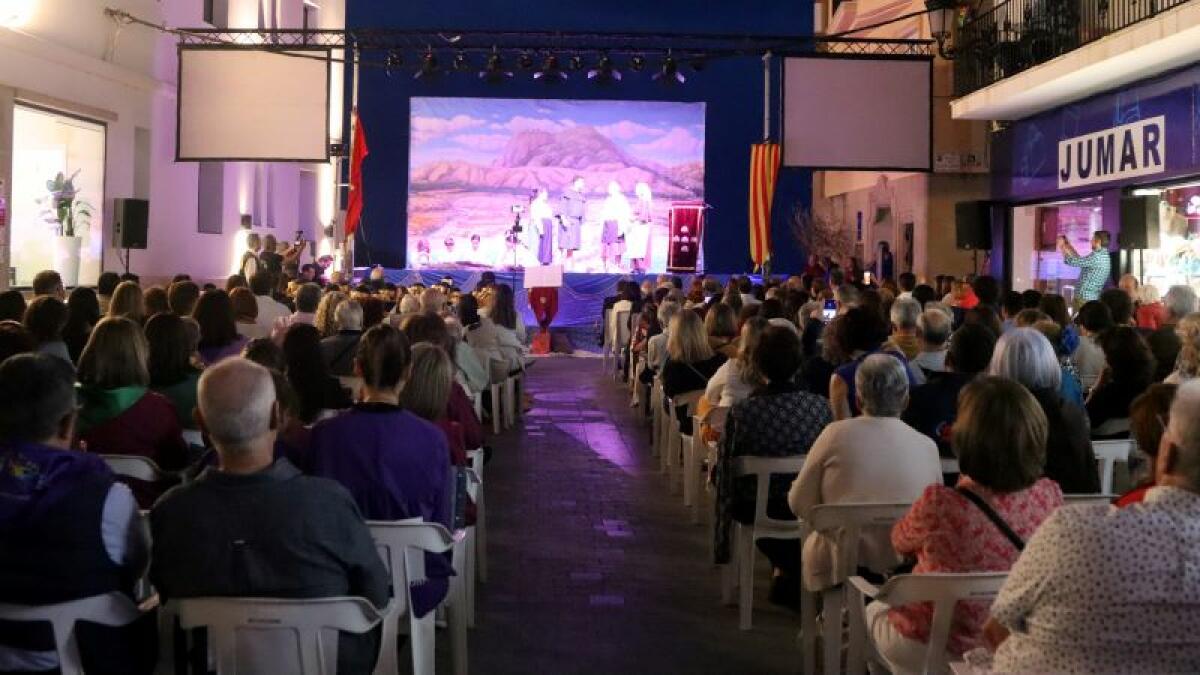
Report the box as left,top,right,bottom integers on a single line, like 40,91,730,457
822,308,836,322
863,271,872,285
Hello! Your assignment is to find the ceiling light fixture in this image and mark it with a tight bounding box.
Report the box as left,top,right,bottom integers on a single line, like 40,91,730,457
414,48,438,79
479,48,513,81
587,53,622,82
653,52,685,84
533,54,567,81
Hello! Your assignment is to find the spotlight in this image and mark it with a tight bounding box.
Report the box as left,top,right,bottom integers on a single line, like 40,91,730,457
452,51,469,71
533,54,567,81
479,49,513,80
384,50,404,77
653,54,685,84
630,54,645,72
568,55,584,71
518,52,534,70
587,53,622,81
414,49,438,79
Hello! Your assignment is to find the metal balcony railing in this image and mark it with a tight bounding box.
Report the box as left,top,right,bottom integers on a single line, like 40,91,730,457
953,0,1194,97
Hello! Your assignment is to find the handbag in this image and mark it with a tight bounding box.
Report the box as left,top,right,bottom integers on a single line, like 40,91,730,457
956,487,1025,551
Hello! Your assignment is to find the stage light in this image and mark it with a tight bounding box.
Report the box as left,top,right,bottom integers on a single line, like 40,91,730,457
452,51,469,71
479,49,513,80
384,50,404,77
568,55,584,71
587,53,622,82
518,52,534,70
533,54,567,81
653,54,685,84
414,49,438,79
629,55,646,72
0,0,36,28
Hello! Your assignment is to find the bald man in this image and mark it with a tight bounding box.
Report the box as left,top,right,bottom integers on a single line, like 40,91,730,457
149,358,389,673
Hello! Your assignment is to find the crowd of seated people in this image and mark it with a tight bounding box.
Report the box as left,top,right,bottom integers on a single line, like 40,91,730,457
616,266,1200,669
0,267,510,674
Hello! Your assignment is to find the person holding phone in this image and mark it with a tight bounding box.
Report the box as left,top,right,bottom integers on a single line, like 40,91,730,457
1058,231,1111,303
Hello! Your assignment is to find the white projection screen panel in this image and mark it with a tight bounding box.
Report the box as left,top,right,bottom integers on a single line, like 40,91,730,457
177,47,330,162
783,57,932,171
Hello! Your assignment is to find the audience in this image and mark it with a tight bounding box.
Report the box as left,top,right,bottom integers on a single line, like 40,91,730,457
0,321,35,362
789,354,941,592
1135,283,1166,330
106,280,145,324
193,289,249,365
1086,325,1156,436
903,323,997,458
829,306,911,420
149,358,388,674
250,271,291,335
884,297,922,362
314,289,348,338
145,312,202,429
988,328,1099,493
321,299,364,377
63,286,101,363
32,270,65,300
307,326,453,616
282,324,352,424
76,317,188,505
229,286,264,339
0,354,155,674
704,302,740,358
167,280,200,317
23,295,71,363
401,313,485,452
985,379,1200,672
96,271,120,312
1165,312,1200,384
714,326,831,604
910,307,952,375
705,316,768,409
1116,383,1178,507
1149,285,1198,381
1071,300,1113,392
662,310,727,435
870,377,1063,671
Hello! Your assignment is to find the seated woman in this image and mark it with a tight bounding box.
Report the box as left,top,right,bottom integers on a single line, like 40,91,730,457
868,377,1063,673
1115,383,1178,506
229,286,267,340
488,283,528,373
829,307,915,420
704,302,740,359
63,287,101,363
192,290,249,365
661,310,727,436
1164,312,1200,384
282,323,353,424
705,316,768,409
307,324,452,617
989,328,1099,493
402,313,485,451
145,312,203,429
106,281,144,325
76,317,189,506
23,296,71,363
713,325,832,603
789,354,942,593
1086,325,1156,437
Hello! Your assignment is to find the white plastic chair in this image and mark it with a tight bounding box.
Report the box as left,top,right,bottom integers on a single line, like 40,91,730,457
182,429,205,449
600,308,614,372
686,405,729,525
604,309,630,377
802,502,914,675
0,592,142,675
1063,493,1116,507
338,375,364,401
466,448,488,585
669,390,703,501
720,455,807,630
502,371,524,428
101,454,166,482
1093,439,1133,494
649,379,665,458
175,596,382,675
940,457,960,474
367,520,462,675
848,572,1008,675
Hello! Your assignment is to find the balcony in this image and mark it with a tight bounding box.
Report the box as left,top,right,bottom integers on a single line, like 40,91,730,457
950,0,1200,119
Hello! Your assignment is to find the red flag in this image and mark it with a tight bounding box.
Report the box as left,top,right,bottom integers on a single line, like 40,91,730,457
748,143,780,270
345,111,369,237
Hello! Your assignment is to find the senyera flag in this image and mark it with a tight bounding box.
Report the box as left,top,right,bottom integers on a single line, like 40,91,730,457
748,142,780,271
345,110,369,237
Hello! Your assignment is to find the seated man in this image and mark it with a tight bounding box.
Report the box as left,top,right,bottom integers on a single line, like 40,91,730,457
0,354,154,675
986,377,1200,672
150,358,388,674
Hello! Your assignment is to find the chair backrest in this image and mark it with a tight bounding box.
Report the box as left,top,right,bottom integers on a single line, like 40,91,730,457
101,454,164,482
1093,439,1133,494
176,596,381,675
338,375,364,400
611,309,631,349
939,457,960,475
0,592,141,675
808,502,913,579
702,405,730,436
602,308,613,347
872,572,1008,674
1063,494,1116,507
182,429,205,449
672,389,704,424
732,455,807,530
367,521,458,624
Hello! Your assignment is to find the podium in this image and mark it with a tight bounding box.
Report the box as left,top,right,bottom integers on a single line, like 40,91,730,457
667,201,706,273
526,265,562,355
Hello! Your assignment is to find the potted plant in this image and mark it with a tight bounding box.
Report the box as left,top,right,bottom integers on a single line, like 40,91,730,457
38,170,93,287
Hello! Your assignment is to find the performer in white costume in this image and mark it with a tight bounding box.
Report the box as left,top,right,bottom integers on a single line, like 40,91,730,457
558,177,586,260
626,182,653,273
600,181,632,272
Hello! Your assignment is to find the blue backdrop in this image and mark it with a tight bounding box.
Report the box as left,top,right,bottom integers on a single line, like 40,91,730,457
346,0,813,275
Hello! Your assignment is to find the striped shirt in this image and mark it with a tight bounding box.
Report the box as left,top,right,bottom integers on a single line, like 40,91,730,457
1063,249,1110,301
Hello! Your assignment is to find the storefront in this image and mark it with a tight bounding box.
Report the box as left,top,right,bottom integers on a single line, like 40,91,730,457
987,60,1200,296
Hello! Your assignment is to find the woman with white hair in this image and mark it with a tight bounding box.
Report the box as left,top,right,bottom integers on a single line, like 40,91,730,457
788,354,942,592
988,328,1099,493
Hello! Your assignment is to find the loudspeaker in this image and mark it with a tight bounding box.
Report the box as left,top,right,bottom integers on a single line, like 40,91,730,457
112,198,148,249
955,201,992,250
1119,196,1160,249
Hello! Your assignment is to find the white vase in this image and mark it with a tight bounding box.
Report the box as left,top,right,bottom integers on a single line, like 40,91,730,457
52,235,82,288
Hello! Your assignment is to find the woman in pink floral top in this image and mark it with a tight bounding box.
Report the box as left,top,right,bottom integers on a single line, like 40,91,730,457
866,377,1064,673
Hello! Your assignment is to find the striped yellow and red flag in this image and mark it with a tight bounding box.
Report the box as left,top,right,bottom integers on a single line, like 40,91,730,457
749,143,781,270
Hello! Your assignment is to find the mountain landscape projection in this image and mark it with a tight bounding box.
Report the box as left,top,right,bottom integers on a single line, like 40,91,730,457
407,97,706,273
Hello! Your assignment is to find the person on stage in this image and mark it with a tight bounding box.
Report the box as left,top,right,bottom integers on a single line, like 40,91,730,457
601,181,632,272
558,177,586,261
626,182,653,274
530,188,555,266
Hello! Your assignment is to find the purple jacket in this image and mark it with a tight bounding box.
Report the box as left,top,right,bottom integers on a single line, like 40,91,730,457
307,403,453,616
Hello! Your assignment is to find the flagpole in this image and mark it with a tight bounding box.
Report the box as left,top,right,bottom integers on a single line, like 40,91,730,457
761,50,773,280
346,44,361,279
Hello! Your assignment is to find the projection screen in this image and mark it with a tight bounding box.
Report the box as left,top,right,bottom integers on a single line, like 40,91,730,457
782,56,932,171
177,47,330,162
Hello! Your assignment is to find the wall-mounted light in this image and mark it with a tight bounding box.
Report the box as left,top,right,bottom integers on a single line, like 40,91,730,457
240,214,253,229
925,0,959,59
0,0,37,28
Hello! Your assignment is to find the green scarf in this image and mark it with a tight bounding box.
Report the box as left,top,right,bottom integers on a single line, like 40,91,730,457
76,385,148,433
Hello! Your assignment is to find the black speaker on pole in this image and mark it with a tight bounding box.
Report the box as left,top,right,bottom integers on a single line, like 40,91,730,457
1118,196,1160,249
112,198,149,250
955,200,992,250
